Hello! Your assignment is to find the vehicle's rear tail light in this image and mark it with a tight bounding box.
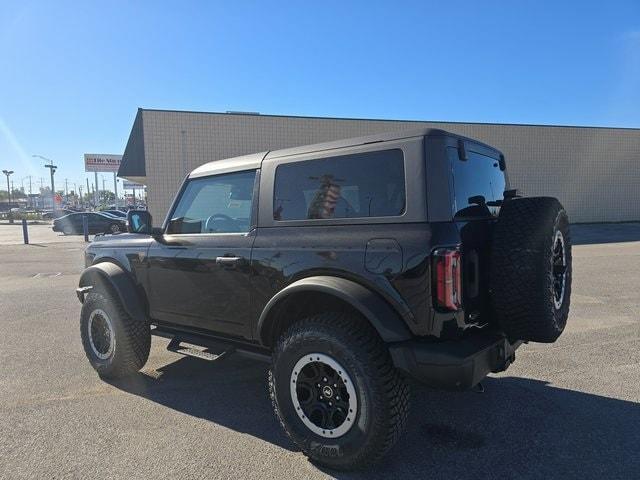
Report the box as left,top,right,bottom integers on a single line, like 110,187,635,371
433,247,462,311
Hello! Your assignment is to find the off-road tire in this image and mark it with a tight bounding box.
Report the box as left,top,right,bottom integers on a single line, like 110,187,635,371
269,312,410,471
490,197,571,342
80,290,150,378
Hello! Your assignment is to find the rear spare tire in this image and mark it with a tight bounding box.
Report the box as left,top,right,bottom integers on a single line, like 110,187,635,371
490,197,571,343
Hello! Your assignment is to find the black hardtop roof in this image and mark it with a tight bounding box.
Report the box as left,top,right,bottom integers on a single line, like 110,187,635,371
190,128,504,178
263,127,502,161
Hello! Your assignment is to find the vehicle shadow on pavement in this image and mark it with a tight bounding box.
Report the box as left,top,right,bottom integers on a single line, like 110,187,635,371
108,355,640,479
106,354,294,451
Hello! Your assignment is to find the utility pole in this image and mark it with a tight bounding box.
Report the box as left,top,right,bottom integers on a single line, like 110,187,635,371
26,175,32,208
64,178,68,200
33,155,57,210
86,178,90,206
94,172,99,207
37,177,44,208
44,164,57,209
113,173,118,209
2,169,14,223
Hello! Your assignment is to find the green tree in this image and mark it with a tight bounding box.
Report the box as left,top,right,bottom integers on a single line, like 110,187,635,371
11,189,26,199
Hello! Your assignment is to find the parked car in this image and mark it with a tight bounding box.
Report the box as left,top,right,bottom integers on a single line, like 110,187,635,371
53,212,126,235
101,209,127,218
42,208,74,220
76,129,572,470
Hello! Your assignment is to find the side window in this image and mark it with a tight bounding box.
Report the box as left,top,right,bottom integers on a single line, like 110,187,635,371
273,149,405,221
167,170,256,234
448,147,506,218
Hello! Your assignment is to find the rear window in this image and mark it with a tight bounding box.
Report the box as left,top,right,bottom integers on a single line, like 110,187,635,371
448,147,506,218
273,149,406,221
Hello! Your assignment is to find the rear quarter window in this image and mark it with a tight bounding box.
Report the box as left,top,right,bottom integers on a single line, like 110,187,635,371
273,149,406,221
448,147,506,218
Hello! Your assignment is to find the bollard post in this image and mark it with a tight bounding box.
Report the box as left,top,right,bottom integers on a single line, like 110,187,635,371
22,219,29,244
83,215,89,242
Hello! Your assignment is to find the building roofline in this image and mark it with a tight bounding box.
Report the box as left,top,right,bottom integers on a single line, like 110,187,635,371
137,107,640,132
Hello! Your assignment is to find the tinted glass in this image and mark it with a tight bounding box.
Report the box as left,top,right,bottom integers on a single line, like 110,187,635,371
449,147,506,218
167,170,256,234
274,149,405,221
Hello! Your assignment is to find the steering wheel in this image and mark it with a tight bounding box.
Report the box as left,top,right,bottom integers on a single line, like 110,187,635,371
204,213,235,232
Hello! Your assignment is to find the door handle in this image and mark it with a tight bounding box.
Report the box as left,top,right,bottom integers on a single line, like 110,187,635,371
216,256,241,266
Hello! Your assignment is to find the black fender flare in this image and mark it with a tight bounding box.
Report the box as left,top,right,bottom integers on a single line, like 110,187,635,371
257,275,412,346
77,262,147,325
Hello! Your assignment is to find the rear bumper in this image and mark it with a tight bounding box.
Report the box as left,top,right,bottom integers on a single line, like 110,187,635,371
389,331,521,390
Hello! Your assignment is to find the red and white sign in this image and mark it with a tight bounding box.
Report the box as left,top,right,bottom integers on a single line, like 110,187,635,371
84,154,122,173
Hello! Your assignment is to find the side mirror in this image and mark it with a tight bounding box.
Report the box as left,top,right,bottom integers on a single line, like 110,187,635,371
127,210,153,234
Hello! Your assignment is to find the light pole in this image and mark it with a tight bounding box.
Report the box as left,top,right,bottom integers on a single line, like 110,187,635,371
33,155,58,210
2,169,14,223
45,164,57,209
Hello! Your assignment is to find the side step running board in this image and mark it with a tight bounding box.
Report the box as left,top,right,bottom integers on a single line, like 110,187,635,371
167,337,234,362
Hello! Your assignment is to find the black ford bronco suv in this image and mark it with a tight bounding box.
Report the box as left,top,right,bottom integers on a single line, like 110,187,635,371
77,128,571,470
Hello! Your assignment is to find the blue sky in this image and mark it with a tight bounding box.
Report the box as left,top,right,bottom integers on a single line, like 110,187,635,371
1,0,639,193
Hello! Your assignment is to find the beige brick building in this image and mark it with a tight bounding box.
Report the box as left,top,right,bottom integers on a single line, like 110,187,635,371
119,108,640,224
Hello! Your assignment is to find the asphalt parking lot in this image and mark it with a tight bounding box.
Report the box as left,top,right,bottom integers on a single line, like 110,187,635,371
0,223,638,479
0,222,94,245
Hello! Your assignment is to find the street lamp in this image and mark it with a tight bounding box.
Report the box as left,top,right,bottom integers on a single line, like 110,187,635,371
33,155,57,210
2,169,14,223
